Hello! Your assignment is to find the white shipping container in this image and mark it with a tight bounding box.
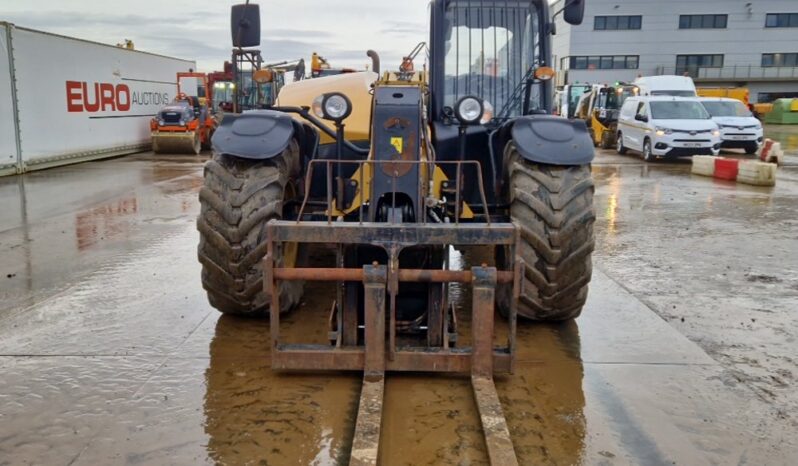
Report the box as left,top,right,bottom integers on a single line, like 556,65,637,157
0,24,19,176
0,22,196,176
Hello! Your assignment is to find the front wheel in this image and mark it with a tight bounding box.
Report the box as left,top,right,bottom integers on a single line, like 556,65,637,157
744,143,759,155
600,130,613,150
497,147,596,321
616,132,628,155
643,138,655,162
197,142,304,316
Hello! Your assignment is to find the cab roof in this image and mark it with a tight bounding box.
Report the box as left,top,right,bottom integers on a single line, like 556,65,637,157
624,96,705,102
696,97,744,103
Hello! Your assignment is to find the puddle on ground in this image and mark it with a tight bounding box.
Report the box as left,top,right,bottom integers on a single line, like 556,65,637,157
2,151,796,464
199,244,588,465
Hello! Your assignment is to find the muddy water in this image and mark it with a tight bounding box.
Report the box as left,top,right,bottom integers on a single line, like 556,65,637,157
1,152,797,464
765,124,798,153
199,245,588,465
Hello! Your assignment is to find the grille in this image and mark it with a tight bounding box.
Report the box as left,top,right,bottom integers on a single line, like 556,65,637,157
161,112,182,124
673,129,711,134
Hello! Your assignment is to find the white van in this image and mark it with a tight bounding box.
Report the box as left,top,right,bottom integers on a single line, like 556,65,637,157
616,96,722,161
699,97,764,154
633,75,697,97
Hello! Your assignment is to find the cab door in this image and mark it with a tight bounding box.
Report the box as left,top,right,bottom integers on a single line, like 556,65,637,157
617,99,637,148
628,102,650,151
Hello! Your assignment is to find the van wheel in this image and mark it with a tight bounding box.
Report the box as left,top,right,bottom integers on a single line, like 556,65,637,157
744,143,759,155
643,138,655,162
616,132,628,155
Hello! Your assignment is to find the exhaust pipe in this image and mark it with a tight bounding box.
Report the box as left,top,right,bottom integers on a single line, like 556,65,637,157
367,50,380,75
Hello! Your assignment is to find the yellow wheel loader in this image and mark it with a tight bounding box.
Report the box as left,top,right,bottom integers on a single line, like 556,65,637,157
198,1,593,463
575,83,636,149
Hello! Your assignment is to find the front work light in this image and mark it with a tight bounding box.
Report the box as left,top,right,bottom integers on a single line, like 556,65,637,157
312,92,353,122
455,96,484,125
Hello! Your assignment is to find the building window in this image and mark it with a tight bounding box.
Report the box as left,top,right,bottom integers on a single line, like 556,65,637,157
758,92,798,103
676,54,724,74
762,53,798,67
569,55,639,70
594,15,642,30
679,14,727,29
766,13,798,27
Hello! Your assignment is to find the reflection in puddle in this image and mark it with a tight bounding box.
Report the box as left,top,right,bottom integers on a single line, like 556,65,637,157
204,315,359,465
766,130,798,152
75,197,138,250
202,244,587,464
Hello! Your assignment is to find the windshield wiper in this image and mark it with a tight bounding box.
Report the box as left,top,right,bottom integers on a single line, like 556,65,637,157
494,66,537,122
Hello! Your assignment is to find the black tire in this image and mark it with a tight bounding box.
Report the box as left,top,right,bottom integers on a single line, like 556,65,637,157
744,143,759,155
600,130,613,150
642,138,655,162
201,129,212,150
197,141,303,316
191,131,201,155
616,132,628,155
497,147,596,321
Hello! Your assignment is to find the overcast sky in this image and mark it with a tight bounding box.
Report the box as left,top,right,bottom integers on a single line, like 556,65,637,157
0,0,431,71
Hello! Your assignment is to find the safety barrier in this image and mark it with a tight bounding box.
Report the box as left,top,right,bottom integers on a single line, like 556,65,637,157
691,155,777,187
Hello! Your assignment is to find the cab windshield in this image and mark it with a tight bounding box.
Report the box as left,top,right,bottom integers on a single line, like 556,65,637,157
444,1,540,120
650,101,710,120
701,101,753,117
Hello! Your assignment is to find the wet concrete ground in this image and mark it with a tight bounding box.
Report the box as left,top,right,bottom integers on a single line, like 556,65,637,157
1,128,797,465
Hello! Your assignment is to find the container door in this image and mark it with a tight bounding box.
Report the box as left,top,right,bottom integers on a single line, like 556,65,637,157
0,24,20,175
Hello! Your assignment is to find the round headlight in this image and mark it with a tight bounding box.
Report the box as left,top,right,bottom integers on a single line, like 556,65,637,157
455,96,484,125
158,120,164,127
312,92,352,121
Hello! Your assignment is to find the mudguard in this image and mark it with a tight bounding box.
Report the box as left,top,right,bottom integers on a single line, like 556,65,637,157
510,115,594,165
211,110,295,160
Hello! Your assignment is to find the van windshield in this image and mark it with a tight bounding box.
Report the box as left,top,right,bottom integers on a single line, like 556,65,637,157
650,101,710,120
701,100,752,117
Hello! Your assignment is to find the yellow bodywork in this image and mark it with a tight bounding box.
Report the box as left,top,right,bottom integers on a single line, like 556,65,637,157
277,71,378,144
696,87,750,106
277,70,472,219
590,112,608,145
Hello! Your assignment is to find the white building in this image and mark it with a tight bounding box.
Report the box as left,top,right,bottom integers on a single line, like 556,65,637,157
552,0,798,103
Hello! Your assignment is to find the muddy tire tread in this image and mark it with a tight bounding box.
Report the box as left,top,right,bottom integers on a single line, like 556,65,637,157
500,147,596,321
197,141,302,316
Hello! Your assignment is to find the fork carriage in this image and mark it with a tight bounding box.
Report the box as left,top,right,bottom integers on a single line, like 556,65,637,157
264,221,523,466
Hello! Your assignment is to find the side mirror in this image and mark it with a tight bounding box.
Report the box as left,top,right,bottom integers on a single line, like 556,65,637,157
635,114,648,122
231,3,261,48
564,0,586,26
